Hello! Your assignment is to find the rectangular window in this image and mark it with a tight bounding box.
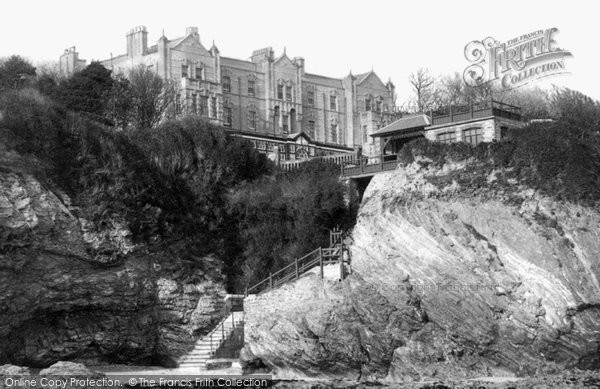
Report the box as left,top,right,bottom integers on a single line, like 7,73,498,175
307,120,315,136
286,86,292,101
330,95,337,111
365,98,371,111
248,111,257,129
248,80,255,96
277,84,284,100
282,114,289,134
191,94,197,114
222,76,231,93
181,64,188,78
200,96,208,116
195,67,203,80
463,127,483,146
224,107,232,126
437,131,456,144
330,123,338,143
307,91,315,106
376,100,382,112
210,97,217,118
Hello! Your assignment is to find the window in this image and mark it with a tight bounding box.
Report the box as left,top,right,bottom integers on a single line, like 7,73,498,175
307,91,315,106
248,80,255,96
200,96,208,116
191,94,197,114
176,94,181,114
437,131,456,144
248,110,257,129
210,97,217,118
375,99,382,112
463,127,483,145
330,95,337,111
195,67,203,80
222,76,231,93
307,120,315,136
277,84,284,99
181,64,188,78
365,98,371,111
224,106,232,126
282,114,289,134
330,123,338,143
286,86,292,101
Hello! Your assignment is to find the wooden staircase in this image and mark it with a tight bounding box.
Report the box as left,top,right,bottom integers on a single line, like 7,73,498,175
178,305,245,369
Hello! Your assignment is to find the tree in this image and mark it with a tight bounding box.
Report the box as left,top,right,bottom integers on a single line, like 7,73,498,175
408,68,439,112
0,55,36,90
550,87,600,139
104,73,133,130
54,61,114,118
128,65,177,130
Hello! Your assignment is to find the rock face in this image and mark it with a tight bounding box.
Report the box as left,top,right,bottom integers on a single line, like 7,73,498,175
242,160,600,381
0,144,227,367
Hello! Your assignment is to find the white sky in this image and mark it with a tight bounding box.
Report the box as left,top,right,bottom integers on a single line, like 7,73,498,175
1,0,597,105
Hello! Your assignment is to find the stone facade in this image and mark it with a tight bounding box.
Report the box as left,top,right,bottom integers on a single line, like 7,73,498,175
60,26,398,155
58,47,87,77
424,116,525,145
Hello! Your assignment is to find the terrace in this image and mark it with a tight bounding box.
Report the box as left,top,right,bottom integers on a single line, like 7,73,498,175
429,99,522,126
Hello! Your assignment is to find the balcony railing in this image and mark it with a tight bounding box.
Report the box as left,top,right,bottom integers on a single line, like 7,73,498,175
430,99,521,126
340,154,399,178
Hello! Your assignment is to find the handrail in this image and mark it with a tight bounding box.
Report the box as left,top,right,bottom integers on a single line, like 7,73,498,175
246,228,347,295
204,310,245,355
340,154,399,178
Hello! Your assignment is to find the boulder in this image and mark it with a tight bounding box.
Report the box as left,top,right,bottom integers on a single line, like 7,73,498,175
0,364,30,375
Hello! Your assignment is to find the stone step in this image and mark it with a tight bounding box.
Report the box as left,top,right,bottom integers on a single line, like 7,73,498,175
179,357,211,363
181,353,212,358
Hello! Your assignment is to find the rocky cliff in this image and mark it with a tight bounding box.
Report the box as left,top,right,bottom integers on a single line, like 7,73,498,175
0,142,227,367
242,159,600,382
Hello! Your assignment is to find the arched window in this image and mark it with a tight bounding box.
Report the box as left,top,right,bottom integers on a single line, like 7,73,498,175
463,127,483,145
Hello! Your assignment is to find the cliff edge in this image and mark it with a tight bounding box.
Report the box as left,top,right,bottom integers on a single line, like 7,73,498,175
0,139,227,367
242,158,600,382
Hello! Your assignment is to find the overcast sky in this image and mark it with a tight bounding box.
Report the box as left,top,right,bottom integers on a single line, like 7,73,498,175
1,0,596,104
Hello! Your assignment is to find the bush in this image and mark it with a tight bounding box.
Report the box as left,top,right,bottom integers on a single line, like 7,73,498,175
398,122,600,203
227,158,350,290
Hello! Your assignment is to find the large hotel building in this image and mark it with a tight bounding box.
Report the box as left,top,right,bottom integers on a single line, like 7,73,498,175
60,26,399,159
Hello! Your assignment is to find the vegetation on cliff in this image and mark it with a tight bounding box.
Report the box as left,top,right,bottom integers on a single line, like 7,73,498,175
0,57,350,292
398,88,600,203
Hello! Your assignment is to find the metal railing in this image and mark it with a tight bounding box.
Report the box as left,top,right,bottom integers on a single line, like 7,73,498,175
279,152,357,172
205,311,246,355
340,154,399,178
246,228,346,295
430,99,522,126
